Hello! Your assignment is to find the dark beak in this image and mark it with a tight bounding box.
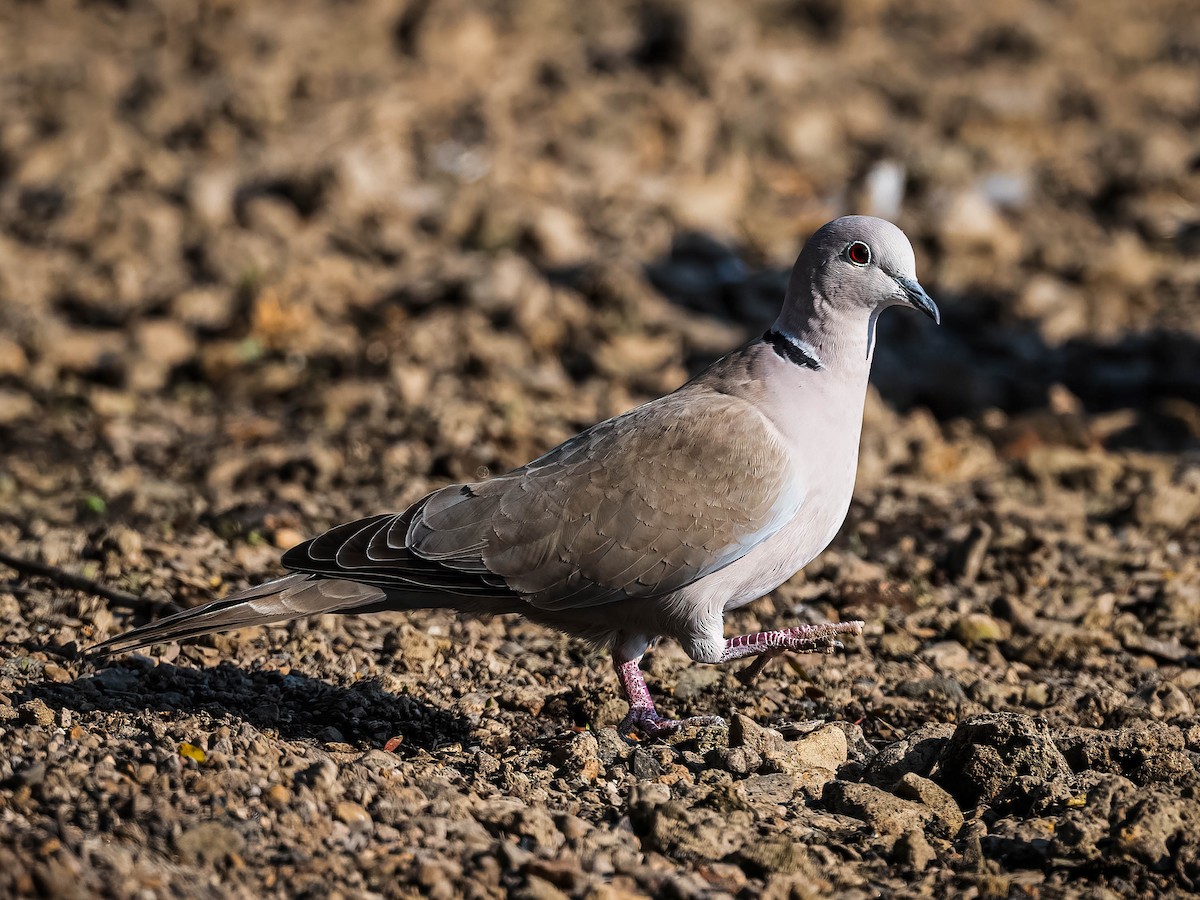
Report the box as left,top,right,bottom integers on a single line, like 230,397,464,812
895,276,940,325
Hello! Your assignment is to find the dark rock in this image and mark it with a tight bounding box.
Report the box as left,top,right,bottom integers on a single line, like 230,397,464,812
863,723,955,787
1055,723,1195,785
630,747,664,780
934,713,1071,808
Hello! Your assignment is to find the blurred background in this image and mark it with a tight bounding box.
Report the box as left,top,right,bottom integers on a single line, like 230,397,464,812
1,0,1197,542
2,1,1200,896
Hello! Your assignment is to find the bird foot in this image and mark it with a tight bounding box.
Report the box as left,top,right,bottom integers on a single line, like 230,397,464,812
730,620,864,684
618,705,725,740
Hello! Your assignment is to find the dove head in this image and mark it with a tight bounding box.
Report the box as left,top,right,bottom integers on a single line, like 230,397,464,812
773,216,938,365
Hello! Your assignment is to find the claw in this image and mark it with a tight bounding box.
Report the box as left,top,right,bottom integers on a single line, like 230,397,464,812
618,707,725,740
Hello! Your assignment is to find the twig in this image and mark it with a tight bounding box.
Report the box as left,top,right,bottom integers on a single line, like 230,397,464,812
0,548,162,614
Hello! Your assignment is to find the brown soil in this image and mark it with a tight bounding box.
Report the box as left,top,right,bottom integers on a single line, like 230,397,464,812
2,0,1199,897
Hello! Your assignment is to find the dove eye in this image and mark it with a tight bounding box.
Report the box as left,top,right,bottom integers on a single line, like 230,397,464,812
846,241,872,266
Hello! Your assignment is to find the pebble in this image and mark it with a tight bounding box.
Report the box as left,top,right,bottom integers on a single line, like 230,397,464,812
893,773,965,835
824,782,934,838
552,731,603,781
893,829,936,869
789,725,849,772
175,822,245,866
952,613,1011,644
20,699,55,727
334,801,372,831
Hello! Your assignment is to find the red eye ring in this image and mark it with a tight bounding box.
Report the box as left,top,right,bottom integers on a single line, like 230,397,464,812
846,241,871,266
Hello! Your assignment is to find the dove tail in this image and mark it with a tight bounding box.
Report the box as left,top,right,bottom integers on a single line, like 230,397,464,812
83,573,392,658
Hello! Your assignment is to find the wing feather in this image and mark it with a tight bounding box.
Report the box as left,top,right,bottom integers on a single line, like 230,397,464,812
278,386,800,611
406,387,802,609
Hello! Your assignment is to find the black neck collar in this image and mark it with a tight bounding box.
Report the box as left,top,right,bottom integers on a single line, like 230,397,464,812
762,329,822,370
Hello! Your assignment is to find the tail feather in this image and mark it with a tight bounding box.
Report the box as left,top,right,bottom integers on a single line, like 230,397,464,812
84,574,388,658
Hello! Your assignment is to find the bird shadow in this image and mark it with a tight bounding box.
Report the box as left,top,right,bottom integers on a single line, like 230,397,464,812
23,659,470,751
641,231,1200,454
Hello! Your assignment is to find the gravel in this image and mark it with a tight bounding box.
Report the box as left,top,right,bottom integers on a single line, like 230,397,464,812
2,0,1199,896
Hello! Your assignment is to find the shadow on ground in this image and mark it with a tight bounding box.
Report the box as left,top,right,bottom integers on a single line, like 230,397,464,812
643,232,1200,454
24,660,469,751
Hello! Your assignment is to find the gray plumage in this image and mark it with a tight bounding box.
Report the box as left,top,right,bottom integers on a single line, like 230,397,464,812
88,216,939,736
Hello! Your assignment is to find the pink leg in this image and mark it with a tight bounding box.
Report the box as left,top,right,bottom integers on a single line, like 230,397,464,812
613,620,864,739
722,620,865,683
615,655,724,739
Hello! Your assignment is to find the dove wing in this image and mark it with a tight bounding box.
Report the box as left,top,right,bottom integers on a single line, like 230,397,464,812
283,386,800,609
410,386,802,607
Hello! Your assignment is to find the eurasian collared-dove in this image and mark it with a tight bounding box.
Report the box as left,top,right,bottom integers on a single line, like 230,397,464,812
88,216,939,737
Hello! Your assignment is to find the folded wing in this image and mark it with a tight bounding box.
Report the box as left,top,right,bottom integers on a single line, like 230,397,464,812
285,388,802,610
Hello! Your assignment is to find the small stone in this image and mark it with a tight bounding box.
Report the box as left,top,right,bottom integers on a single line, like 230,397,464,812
0,389,35,425
894,773,965,835
528,206,590,266
789,725,849,772
630,747,663,780
1055,723,1192,785
41,664,70,684
0,336,28,377
134,318,196,369
386,625,444,664
824,782,933,837
593,698,627,731
335,801,372,832
792,766,839,800
1130,680,1195,719
642,801,749,860
594,728,628,766
690,724,729,754
14,762,45,787
863,723,955,787
736,837,817,875
513,807,564,852
952,613,1011,644
735,773,799,811
175,821,244,865
629,781,671,810
717,746,761,775
672,667,721,700
1023,682,1050,708
272,527,306,551
552,731,603,782
556,814,591,842
171,285,237,329
266,784,291,808
937,189,1021,261
295,758,339,792
19,699,55,727
893,829,936,869
45,328,126,376
921,641,973,672
729,714,785,755
594,333,681,380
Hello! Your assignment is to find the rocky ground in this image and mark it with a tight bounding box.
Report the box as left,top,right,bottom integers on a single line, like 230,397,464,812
1,0,1199,896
